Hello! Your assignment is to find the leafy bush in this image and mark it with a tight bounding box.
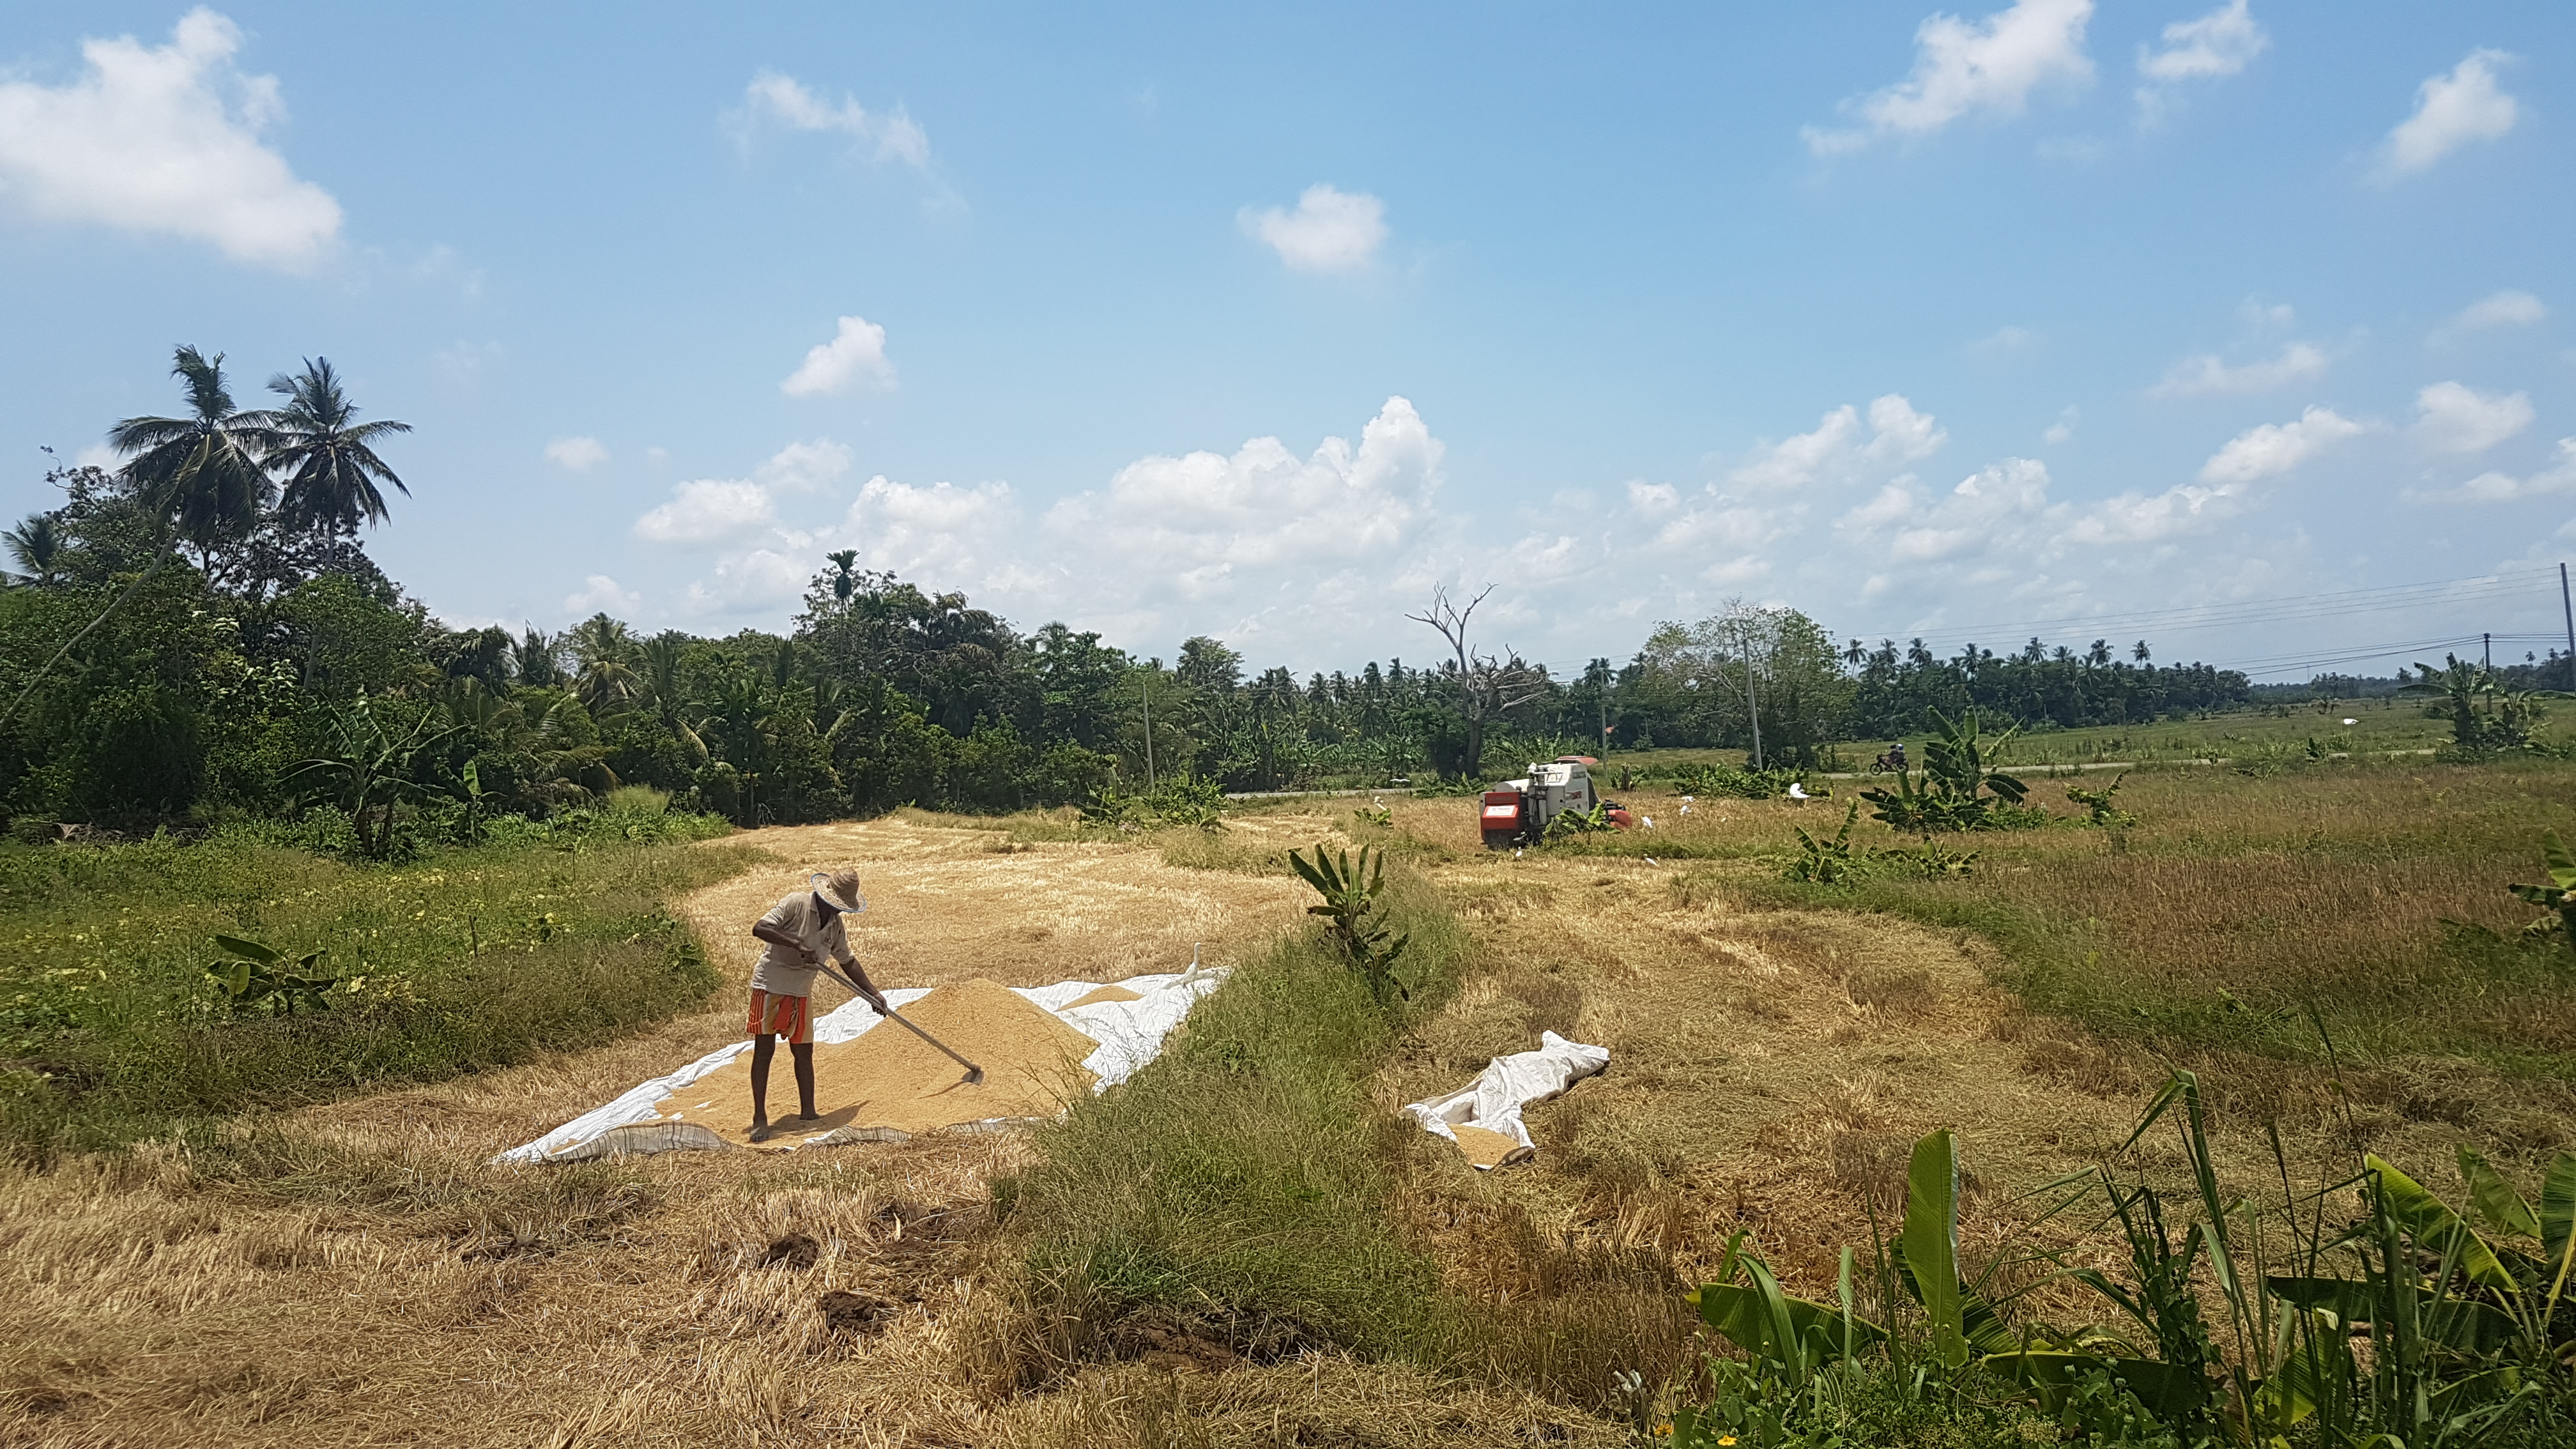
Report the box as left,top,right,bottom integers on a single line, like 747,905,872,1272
1670,761,1805,799
1084,776,1227,831
1782,804,1867,884
1777,806,1980,883
2507,827,2576,944
1542,802,1616,841
2065,772,2138,829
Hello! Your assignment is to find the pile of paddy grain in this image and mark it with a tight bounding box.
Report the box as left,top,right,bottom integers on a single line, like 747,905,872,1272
654,978,1103,1146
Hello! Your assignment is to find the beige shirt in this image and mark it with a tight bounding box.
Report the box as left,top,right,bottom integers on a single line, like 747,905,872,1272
749,891,855,999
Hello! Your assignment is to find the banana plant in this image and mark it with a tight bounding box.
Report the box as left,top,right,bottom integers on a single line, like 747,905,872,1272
282,691,458,857
1288,842,1411,1004
204,935,335,1016
2508,828,2576,943
1783,802,1866,883
1859,707,2026,834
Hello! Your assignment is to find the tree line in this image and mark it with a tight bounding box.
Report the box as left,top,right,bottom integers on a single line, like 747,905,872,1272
2,348,2260,842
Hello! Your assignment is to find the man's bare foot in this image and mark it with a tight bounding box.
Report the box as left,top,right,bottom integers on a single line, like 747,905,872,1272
747,1121,774,1143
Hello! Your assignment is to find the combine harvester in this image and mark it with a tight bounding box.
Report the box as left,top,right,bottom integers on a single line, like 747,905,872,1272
1479,755,1634,850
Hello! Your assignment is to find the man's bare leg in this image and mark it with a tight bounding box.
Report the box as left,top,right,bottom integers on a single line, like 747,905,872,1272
791,1041,818,1121
747,1032,777,1142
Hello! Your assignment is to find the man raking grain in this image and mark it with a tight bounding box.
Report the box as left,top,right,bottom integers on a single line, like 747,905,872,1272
744,870,887,1143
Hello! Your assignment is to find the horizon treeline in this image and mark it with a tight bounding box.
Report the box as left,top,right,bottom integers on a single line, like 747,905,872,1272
1,457,2264,836
3,348,2274,840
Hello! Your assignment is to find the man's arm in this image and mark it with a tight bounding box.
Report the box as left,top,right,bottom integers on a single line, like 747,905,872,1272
836,956,888,1013
753,921,887,1011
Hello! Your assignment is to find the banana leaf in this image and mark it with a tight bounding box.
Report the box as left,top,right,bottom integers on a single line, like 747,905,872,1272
1981,1349,2209,1423
2540,1153,2576,1294
1688,1261,1886,1375
2366,1154,2518,1294
2458,1146,2542,1240
2266,1275,2519,1354
211,934,283,965
1905,1128,1970,1367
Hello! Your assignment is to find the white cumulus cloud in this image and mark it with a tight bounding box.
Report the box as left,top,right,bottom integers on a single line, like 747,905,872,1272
633,480,777,546
2382,50,2518,177
731,70,928,167
2437,290,2546,339
2149,341,2329,397
0,8,341,270
544,436,608,471
1729,395,1946,493
781,315,895,397
2135,0,2266,121
2138,0,2266,81
1240,184,1387,273
2407,440,2576,505
1805,0,2094,153
632,439,853,545
564,575,641,615
2198,407,2368,483
2411,381,2533,454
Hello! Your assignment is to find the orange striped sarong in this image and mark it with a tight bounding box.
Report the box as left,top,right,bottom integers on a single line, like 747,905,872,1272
747,990,811,1045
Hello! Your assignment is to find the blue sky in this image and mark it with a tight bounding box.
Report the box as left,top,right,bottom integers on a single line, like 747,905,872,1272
2,2,2570,678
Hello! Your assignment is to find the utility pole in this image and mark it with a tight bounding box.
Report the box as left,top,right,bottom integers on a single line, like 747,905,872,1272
2561,563,2573,690
2484,632,2492,672
1739,622,1764,771
1140,672,1156,792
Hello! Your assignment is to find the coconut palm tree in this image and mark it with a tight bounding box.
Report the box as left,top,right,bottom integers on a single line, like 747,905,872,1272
569,613,640,710
3,514,61,585
106,346,275,560
255,357,412,533
4,348,270,728
637,633,709,762
512,627,566,689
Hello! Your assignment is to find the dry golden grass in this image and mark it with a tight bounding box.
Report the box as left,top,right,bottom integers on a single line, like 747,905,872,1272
0,820,1325,1449
1374,770,2576,1393
1416,760,2576,1147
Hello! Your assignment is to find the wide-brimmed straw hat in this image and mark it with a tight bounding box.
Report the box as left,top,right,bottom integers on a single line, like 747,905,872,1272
809,870,866,914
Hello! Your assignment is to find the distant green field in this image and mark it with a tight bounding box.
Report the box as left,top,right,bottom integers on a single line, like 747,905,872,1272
1595,696,2464,778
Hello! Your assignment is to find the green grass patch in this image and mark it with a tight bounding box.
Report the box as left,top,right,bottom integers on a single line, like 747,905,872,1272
986,867,1467,1379
1722,757,2576,1084
0,829,763,1158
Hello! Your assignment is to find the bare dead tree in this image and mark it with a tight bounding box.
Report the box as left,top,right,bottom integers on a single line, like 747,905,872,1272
1407,584,1549,779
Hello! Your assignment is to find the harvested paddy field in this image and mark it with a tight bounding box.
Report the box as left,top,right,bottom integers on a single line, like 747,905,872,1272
8,772,2576,1446
0,817,1363,1448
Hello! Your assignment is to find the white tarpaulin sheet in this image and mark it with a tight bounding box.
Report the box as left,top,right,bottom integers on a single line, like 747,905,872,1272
495,966,1225,1163
1402,1030,1610,1170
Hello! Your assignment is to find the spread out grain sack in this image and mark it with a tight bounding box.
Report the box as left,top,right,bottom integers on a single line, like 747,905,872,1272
1402,1031,1610,1170
644,979,1100,1147
498,964,1223,1162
